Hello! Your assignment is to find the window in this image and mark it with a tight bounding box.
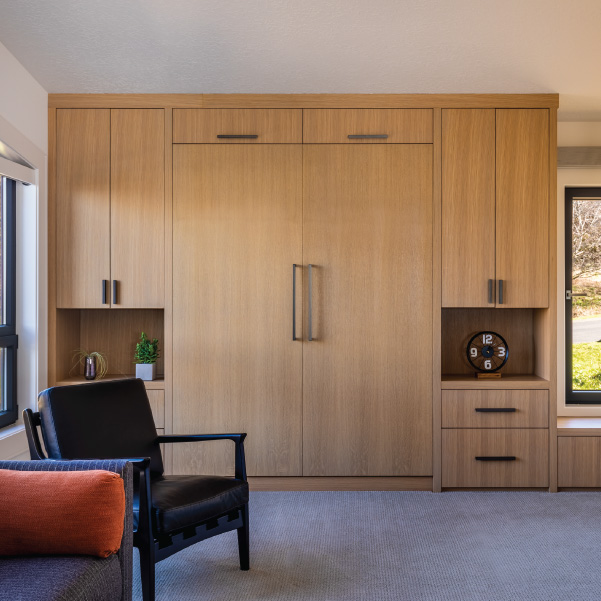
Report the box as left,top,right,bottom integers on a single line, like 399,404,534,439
565,187,601,404
0,176,17,427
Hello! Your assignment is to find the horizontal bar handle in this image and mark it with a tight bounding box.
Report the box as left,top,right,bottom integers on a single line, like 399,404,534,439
217,134,259,139
475,408,517,413
475,456,516,461
348,134,388,139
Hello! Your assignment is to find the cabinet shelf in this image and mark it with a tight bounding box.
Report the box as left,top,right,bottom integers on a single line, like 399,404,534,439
441,374,550,390
55,374,165,390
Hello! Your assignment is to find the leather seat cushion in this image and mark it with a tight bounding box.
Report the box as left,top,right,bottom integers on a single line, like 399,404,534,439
150,475,249,534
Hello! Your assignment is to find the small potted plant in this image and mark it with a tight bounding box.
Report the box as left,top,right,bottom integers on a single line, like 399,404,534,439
70,349,108,381
134,332,160,381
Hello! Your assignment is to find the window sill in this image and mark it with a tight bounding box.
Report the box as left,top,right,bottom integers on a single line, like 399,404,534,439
0,423,27,459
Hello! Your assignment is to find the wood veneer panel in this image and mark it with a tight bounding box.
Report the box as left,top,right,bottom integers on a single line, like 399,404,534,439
442,428,548,487
558,437,601,487
442,390,548,428
56,109,110,308
172,144,303,477
442,109,495,307
496,109,549,308
147,390,165,428
303,144,432,476
173,109,302,143
303,109,432,143
110,109,165,308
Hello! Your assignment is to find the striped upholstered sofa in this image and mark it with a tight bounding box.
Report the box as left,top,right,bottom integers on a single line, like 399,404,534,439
0,459,133,601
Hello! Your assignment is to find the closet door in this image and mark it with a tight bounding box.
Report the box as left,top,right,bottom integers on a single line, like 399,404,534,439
172,144,302,476
303,145,433,476
110,109,165,308
496,109,549,308
56,109,110,308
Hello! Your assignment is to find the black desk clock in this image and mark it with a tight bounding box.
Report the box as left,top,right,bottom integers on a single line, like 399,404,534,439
466,331,509,374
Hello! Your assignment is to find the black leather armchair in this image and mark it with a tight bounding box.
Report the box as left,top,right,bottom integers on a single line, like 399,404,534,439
23,379,249,601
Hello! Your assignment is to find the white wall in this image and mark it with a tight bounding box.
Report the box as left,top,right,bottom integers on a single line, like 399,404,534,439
557,122,601,416
0,40,47,459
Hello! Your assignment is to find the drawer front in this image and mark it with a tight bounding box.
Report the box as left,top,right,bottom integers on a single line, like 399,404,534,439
173,109,302,143
442,429,548,487
442,390,548,428
303,109,433,143
558,437,601,487
147,389,165,428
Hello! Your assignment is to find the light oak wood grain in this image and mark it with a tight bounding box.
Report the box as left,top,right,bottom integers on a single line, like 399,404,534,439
441,308,535,376
48,108,58,384
248,477,432,491
442,109,495,307
303,144,432,476
442,390,548,428
49,93,559,109
432,108,443,492
441,375,550,390
496,109,549,308
110,109,165,308
54,309,82,383
303,109,432,143
147,390,165,428
55,374,165,390
172,144,303,477
442,428,548,487
558,437,601,487
173,109,302,143
56,109,111,308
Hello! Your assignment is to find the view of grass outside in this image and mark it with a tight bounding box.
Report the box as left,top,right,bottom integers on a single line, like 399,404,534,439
572,198,601,390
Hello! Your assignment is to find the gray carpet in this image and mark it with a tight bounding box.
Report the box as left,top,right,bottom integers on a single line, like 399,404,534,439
133,491,601,601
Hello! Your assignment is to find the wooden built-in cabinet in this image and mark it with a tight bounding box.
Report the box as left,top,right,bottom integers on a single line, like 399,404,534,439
442,109,549,309
56,108,165,309
48,94,557,490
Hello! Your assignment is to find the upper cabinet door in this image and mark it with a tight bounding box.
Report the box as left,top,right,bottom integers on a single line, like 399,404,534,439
442,109,496,307
110,109,165,308
496,109,549,308
56,109,111,309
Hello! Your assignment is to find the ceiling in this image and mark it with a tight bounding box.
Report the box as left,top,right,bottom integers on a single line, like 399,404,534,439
0,0,600,120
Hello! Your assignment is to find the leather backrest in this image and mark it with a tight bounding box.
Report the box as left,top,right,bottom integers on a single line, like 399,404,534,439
38,379,164,475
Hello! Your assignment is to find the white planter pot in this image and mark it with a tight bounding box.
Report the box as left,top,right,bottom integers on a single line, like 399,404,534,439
136,363,156,381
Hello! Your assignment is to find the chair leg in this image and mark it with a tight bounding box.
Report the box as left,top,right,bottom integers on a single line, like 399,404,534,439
237,504,250,571
139,544,156,601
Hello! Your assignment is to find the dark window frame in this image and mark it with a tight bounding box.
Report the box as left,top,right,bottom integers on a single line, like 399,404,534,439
565,186,601,405
0,177,18,428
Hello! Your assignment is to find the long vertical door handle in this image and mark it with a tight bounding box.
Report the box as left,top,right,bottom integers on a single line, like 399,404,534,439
102,280,108,305
498,279,504,305
308,264,313,341
112,280,118,305
292,264,297,341
488,279,493,304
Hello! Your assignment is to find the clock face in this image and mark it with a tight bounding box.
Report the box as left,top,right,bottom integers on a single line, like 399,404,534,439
466,331,509,372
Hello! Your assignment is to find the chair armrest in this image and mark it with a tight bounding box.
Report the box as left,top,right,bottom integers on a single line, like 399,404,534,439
157,433,248,481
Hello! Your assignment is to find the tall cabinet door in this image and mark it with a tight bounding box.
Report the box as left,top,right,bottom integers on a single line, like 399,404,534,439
496,109,549,308
303,145,433,476
56,109,110,308
172,145,303,476
442,109,495,307
111,109,165,308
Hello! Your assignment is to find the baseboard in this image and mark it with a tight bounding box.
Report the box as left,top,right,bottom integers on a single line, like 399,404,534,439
247,477,433,492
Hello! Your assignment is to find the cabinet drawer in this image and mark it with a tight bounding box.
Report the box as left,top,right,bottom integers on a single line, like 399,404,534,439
173,109,302,143
442,390,548,428
303,109,432,143
147,389,165,428
442,429,548,487
558,437,601,487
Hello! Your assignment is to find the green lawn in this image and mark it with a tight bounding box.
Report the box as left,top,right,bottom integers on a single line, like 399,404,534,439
573,342,601,389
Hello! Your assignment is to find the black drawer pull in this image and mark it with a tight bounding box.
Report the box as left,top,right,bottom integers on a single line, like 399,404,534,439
475,456,516,461
217,134,258,139
348,134,388,139
475,408,516,413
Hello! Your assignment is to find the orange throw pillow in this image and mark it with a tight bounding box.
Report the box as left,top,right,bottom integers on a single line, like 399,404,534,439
0,469,125,558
